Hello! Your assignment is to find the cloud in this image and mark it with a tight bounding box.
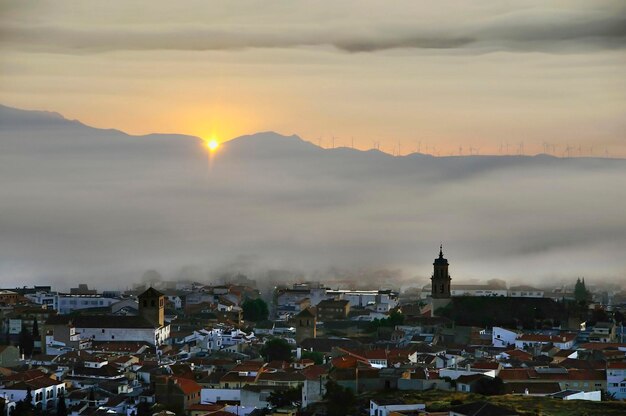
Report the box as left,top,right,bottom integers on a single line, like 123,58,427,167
1,7,625,54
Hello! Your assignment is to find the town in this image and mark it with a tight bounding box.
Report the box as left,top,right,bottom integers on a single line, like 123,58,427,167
1,248,625,416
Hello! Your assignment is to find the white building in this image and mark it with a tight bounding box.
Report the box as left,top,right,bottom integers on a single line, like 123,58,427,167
607,362,626,400
508,286,544,298
492,327,521,348
450,285,507,297
54,293,119,314
514,333,576,350
369,400,425,416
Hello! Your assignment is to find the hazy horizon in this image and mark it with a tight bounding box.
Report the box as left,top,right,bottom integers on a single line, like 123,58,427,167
1,104,625,291
1,1,625,157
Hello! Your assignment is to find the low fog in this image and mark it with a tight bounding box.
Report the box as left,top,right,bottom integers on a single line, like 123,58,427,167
1,105,625,291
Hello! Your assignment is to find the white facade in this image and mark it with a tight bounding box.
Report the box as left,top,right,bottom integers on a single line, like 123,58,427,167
560,390,602,401
492,327,520,348
77,325,169,345
25,292,57,309
450,286,507,297
514,334,575,350
302,376,327,408
607,364,626,400
0,381,65,409
201,388,241,404
56,294,119,314
508,287,544,298
439,368,496,380
369,401,425,416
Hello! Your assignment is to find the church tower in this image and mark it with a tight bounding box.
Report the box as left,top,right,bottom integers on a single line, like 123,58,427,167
431,245,451,299
138,287,165,327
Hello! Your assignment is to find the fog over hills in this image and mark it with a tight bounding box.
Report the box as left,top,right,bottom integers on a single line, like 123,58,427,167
1,104,625,290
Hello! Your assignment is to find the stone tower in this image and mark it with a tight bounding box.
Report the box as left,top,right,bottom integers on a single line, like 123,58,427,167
294,307,316,345
431,245,451,299
138,287,165,327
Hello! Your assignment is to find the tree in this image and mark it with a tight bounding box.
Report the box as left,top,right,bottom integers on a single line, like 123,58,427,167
13,387,34,416
574,278,591,304
56,392,67,416
302,350,324,365
323,380,355,416
267,385,302,408
367,311,405,332
32,319,39,339
18,325,34,358
242,298,269,322
260,338,293,362
136,400,152,416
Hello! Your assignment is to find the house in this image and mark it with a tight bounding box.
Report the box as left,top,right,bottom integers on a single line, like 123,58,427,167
0,371,66,412
607,361,626,400
300,365,328,408
499,368,606,392
492,327,520,348
0,345,20,368
369,399,425,416
508,286,544,298
154,376,202,414
548,389,601,401
450,285,507,297
514,333,576,350
456,374,489,393
589,322,616,343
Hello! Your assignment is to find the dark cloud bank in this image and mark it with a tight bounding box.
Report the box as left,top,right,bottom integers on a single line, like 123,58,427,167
1,10,625,54
1,105,625,290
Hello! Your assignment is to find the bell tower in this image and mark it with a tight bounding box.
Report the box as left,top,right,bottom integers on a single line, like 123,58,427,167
431,245,451,299
138,287,165,327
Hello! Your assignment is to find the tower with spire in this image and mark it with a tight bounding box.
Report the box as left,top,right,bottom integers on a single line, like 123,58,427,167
431,245,451,299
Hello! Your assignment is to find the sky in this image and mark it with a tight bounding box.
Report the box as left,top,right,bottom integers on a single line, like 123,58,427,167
1,0,625,156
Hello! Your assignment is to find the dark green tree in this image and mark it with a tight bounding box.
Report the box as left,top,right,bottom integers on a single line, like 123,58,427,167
56,392,67,416
32,319,39,339
18,325,34,358
302,350,324,365
88,388,96,406
136,401,152,416
260,338,293,362
323,380,355,416
267,385,302,408
242,298,269,322
13,387,34,416
574,278,591,303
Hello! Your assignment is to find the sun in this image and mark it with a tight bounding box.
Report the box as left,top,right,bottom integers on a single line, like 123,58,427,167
206,138,219,151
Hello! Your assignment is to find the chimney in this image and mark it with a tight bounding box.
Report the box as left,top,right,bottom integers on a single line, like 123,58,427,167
296,347,302,360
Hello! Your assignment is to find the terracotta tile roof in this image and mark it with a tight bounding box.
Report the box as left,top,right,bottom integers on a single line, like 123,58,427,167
301,365,329,380
171,376,202,394
608,361,626,369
